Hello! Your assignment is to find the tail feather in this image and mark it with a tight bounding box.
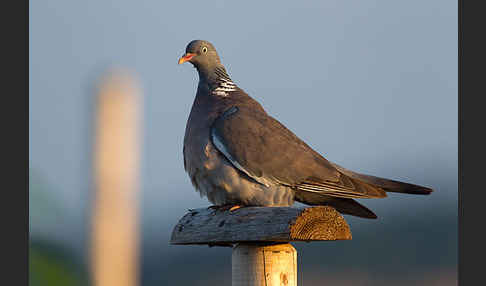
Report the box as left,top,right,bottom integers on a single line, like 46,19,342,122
295,162,433,219
330,162,434,195
294,191,377,219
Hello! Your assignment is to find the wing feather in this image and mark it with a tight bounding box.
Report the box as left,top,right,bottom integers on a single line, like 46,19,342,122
211,105,387,199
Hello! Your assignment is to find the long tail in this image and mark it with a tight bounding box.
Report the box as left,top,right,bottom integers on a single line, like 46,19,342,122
330,162,434,195
294,191,378,219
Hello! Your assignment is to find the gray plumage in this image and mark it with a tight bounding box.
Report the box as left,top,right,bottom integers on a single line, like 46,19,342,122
179,40,433,219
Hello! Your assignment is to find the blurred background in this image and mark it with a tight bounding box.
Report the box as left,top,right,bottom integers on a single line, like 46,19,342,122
29,0,457,285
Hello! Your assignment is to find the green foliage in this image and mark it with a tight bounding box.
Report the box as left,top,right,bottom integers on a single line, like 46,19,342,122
29,239,89,286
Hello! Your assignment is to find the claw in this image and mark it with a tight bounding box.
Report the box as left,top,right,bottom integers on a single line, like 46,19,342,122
207,204,242,212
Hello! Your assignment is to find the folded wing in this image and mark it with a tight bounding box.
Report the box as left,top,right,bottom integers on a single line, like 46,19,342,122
211,106,387,200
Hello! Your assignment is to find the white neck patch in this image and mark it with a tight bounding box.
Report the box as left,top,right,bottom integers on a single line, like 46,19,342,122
212,78,237,97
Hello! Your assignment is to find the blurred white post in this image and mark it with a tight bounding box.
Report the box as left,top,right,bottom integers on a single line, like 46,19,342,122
91,70,142,286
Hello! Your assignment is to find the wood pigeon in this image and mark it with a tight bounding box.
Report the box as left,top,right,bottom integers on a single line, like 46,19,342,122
179,40,433,219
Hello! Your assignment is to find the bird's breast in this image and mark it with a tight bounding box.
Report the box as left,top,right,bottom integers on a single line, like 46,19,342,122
182,96,295,206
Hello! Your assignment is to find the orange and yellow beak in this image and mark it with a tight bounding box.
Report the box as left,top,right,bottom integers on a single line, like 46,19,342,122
178,53,196,64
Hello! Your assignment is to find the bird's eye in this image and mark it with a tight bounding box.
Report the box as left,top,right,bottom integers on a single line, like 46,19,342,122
201,46,208,53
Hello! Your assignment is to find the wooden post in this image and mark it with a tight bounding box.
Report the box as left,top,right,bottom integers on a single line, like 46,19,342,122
91,70,141,286
171,206,352,285
232,243,297,286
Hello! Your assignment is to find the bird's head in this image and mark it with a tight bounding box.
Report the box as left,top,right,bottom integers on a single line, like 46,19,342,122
178,40,222,72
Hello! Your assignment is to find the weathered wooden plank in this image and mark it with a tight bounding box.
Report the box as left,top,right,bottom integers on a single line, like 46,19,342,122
170,206,351,245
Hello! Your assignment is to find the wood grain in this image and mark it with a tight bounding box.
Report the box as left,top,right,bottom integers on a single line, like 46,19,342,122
170,206,351,246
232,243,297,286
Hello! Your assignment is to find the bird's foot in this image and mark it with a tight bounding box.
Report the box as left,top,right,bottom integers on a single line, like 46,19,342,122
208,204,242,212
229,205,242,212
